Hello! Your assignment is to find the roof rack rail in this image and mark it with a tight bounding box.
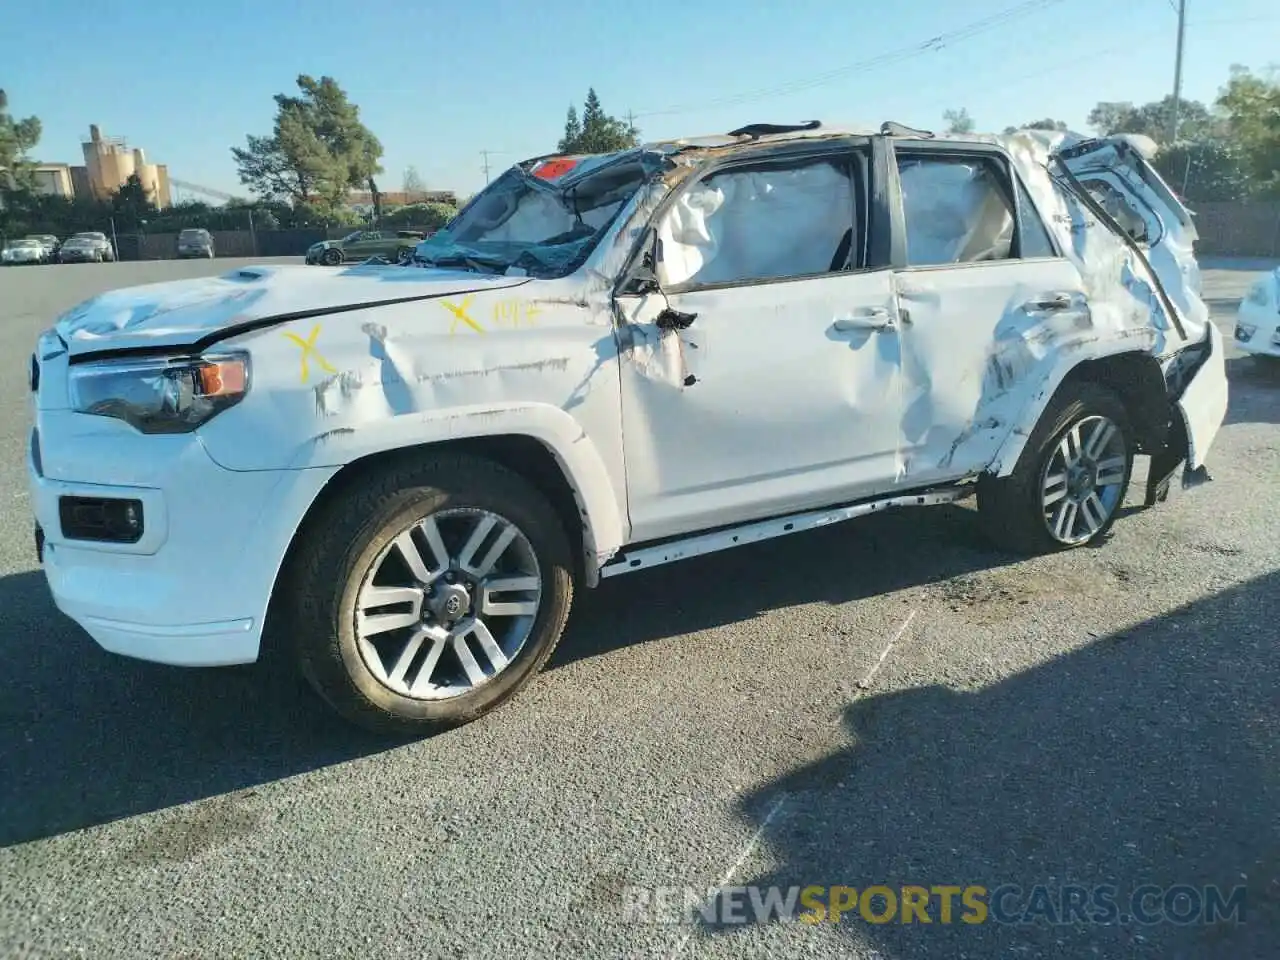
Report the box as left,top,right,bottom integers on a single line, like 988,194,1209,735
727,121,822,140
880,121,935,139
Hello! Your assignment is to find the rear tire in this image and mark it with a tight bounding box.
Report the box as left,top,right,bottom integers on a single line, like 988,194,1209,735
978,383,1134,555
285,453,575,735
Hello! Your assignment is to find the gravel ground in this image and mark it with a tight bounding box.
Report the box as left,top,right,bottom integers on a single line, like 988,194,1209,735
0,257,1277,959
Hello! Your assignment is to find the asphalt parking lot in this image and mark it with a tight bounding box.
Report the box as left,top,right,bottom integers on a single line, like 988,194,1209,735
1,256,1277,959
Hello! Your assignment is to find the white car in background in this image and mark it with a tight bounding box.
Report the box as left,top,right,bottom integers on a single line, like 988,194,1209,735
1235,267,1280,362
27,121,1228,734
3,238,50,265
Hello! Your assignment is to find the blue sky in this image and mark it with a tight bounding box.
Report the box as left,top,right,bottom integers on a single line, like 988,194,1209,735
3,0,1276,202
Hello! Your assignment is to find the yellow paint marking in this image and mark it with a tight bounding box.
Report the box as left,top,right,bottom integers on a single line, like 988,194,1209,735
283,323,337,383
443,295,485,335
490,300,541,329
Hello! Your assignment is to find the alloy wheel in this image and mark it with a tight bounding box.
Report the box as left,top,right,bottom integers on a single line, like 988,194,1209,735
1039,414,1129,545
354,508,543,700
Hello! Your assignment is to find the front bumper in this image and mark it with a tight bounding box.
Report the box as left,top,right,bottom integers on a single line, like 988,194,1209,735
1234,300,1280,358
27,407,337,666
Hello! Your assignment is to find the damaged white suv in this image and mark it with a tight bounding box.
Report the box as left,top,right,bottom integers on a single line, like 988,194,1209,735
28,121,1228,733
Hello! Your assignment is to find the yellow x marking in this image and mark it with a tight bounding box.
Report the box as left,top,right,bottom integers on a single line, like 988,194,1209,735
282,323,337,383
442,295,485,335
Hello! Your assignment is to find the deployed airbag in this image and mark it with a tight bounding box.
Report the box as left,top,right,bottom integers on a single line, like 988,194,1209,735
657,160,854,287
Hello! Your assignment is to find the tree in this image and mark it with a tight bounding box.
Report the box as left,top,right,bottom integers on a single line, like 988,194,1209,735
110,173,156,229
402,165,426,201
1003,118,1070,134
559,107,582,153
943,108,975,134
384,201,457,230
1216,65,1280,198
1086,95,1221,144
0,89,42,192
1153,140,1249,202
556,88,639,154
231,75,383,219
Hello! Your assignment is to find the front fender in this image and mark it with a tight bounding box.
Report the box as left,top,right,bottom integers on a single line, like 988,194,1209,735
205,400,627,581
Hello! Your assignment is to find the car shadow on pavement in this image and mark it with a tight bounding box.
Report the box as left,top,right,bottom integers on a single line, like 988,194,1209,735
695,569,1279,958
0,570,401,848
557,503,1024,668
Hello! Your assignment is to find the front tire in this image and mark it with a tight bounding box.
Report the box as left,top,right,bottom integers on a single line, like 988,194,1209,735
321,248,343,266
285,453,575,734
978,383,1134,554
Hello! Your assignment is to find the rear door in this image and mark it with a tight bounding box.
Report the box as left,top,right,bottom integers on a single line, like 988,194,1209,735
885,140,1090,483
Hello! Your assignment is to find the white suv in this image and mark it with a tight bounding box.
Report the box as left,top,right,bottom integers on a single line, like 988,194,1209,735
27,122,1228,732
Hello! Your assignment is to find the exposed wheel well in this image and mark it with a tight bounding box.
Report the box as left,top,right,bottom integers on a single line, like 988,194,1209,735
1056,351,1173,455
268,436,590,637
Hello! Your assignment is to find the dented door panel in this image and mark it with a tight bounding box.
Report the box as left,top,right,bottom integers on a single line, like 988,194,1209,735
615,269,904,543
892,258,1091,482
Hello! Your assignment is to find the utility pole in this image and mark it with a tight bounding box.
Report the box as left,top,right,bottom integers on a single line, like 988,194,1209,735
480,150,493,184
626,110,636,137
1170,0,1187,142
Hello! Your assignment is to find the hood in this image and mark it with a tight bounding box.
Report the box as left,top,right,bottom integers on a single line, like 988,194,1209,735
55,263,532,358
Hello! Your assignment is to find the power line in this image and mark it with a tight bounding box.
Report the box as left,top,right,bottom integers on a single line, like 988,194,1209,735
631,0,1066,119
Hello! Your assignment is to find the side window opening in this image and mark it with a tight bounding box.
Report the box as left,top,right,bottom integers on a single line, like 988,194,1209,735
1080,177,1153,245
896,154,1017,267
1014,178,1058,258
656,152,864,288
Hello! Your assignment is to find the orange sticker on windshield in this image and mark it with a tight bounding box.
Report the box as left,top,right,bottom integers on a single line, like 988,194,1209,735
533,157,579,180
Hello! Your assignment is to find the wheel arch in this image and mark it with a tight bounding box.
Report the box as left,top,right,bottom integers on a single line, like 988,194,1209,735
991,349,1175,478
273,410,625,606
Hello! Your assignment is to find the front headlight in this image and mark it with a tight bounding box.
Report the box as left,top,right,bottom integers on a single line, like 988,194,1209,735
69,352,250,434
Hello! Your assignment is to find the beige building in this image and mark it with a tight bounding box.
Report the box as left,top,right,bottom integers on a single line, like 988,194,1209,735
30,163,76,198
80,125,172,208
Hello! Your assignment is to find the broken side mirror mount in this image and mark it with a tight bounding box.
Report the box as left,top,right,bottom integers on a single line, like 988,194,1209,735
625,232,663,295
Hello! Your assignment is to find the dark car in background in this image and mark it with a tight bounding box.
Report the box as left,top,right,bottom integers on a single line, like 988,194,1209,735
58,233,115,263
27,235,61,260
305,229,426,265
177,228,215,259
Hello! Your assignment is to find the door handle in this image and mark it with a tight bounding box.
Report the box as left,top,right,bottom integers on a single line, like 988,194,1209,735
833,308,894,332
1024,293,1074,312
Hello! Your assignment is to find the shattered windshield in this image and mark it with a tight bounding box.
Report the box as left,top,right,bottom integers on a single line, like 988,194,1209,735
411,151,665,278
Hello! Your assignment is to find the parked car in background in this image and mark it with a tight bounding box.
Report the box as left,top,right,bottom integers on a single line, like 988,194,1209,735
26,235,61,259
2,238,50,265
57,234,114,263
1235,266,1280,364
177,228,215,259
305,229,426,266
28,122,1228,734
